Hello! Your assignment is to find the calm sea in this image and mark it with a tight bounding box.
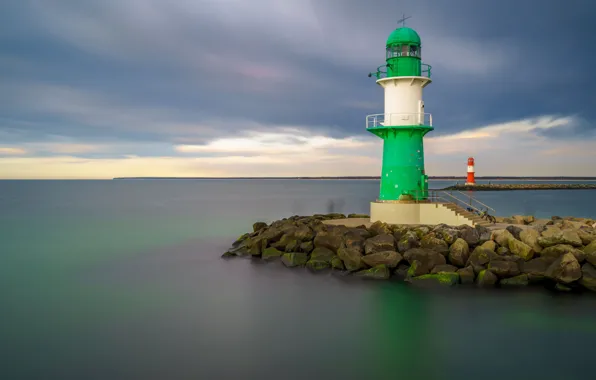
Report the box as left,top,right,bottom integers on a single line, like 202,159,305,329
1,179,596,380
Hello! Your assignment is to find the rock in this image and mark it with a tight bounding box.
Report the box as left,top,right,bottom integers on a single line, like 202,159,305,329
448,238,470,267
393,264,410,280
407,260,428,277
300,241,314,254
313,232,344,253
554,283,572,292
397,231,420,253
500,274,529,287
247,237,266,256
506,225,523,240
306,259,331,272
460,226,480,246
545,253,582,284
232,233,250,248
519,229,542,254
344,231,366,253
293,224,315,241
281,252,309,267
362,251,403,268
337,246,366,272
413,226,431,239
511,215,527,225
437,228,460,245
420,234,449,255
403,248,447,274
520,257,552,282
496,247,510,255
476,269,498,287
466,247,493,274
493,229,514,247
310,247,335,263
331,256,345,270
458,266,476,284
476,225,492,244
578,229,596,245
253,222,268,232
262,247,284,260
538,227,583,248
487,261,520,278
579,263,596,292
364,234,395,255
368,221,392,236
355,264,390,280
481,240,496,252
508,238,534,261
584,241,596,266
540,244,585,263
409,273,460,287
431,264,459,274
524,215,536,224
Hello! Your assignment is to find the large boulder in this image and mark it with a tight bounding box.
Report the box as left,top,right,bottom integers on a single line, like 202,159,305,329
481,240,496,253
313,231,344,253
355,264,391,280
460,226,480,246
448,238,470,267
545,253,582,284
500,274,529,287
520,257,552,282
300,241,314,254
579,263,596,292
492,229,514,247
436,227,461,245
407,260,428,277
519,229,542,253
508,238,534,261
362,251,403,268
420,234,449,255
578,229,596,245
408,273,460,287
397,231,420,253
368,221,392,236
253,222,268,232
343,231,366,253
431,264,459,274
403,248,447,274
506,225,523,240
466,247,493,274
487,260,520,278
364,234,395,255
476,225,492,244
476,269,498,287
310,247,335,263
331,257,345,270
540,244,585,263
306,259,331,272
337,246,366,272
584,241,596,266
538,227,583,248
457,266,476,284
262,247,284,261
281,252,309,267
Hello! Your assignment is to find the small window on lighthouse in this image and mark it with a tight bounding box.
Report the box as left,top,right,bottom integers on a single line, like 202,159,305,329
410,45,418,57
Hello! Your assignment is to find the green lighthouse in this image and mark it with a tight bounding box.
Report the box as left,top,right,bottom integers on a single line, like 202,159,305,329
367,20,433,202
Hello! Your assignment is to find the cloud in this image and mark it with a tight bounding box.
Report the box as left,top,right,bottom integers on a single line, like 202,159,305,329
0,147,27,155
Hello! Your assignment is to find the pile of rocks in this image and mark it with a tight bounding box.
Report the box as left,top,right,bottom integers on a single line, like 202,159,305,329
222,214,596,292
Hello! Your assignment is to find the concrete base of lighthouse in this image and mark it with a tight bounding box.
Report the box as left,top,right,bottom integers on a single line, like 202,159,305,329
370,201,474,226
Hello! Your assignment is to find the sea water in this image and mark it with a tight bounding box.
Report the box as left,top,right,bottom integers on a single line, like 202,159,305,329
1,179,596,379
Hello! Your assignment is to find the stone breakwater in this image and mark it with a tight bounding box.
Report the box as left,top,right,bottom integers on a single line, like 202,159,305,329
222,213,596,292
442,183,596,191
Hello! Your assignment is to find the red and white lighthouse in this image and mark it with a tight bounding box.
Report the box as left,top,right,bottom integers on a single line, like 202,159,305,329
465,157,476,185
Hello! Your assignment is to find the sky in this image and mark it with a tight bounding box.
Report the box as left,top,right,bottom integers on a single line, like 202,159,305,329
1,0,595,179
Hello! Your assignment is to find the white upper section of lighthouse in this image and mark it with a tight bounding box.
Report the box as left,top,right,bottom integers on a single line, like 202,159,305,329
377,76,432,127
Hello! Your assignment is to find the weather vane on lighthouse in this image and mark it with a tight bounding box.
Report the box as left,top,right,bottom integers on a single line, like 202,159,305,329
397,14,411,27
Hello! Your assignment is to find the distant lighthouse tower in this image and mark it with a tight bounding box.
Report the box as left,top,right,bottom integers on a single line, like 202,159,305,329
466,157,476,185
366,16,433,202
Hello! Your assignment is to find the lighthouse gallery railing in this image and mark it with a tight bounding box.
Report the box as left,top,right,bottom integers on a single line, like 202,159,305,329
366,113,433,128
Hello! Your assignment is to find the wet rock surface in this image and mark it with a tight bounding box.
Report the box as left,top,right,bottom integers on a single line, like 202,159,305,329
223,214,596,294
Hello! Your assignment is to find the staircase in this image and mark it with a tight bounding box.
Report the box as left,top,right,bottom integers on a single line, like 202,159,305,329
442,202,492,227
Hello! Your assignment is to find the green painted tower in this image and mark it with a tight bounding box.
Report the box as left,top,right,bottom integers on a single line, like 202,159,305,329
367,18,433,201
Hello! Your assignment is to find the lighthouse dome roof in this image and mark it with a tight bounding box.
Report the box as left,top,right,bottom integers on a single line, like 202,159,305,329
386,27,421,46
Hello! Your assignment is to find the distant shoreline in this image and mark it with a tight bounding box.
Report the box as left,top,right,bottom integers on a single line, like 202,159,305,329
113,176,596,181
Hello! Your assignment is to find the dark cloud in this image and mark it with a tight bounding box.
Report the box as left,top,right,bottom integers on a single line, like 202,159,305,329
1,0,595,150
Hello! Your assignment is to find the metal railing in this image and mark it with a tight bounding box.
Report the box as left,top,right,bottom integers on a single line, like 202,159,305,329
366,113,433,128
367,63,432,80
377,189,496,217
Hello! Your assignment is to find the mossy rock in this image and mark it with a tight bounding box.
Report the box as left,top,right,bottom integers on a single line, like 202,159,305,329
262,247,284,261
476,269,498,287
281,253,309,268
355,264,390,280
499,274,529,287
306,259,331,272
409,273,460,287
331,256,345,270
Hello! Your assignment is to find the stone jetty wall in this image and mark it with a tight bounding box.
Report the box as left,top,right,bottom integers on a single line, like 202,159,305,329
222,213,596,293
442,184,596,191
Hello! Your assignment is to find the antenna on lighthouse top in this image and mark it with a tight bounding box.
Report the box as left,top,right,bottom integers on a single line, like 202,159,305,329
397,14,411,27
